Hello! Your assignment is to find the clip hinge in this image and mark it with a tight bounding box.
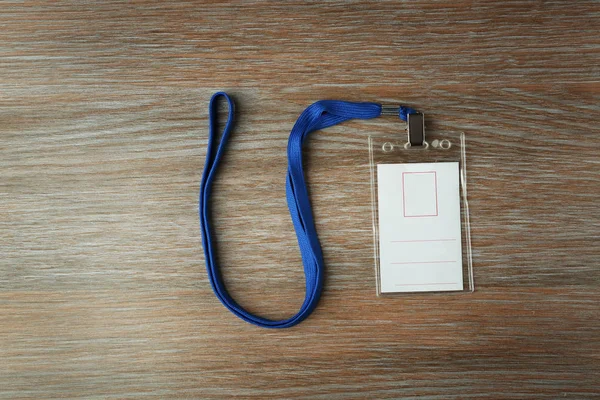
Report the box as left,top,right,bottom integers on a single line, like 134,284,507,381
407,113,425,147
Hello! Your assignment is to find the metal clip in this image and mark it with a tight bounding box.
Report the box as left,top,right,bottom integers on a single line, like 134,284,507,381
381,105,426,148
380,105,400,116
407,113,425,147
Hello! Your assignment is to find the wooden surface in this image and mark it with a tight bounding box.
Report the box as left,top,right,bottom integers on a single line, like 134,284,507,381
1,1,599,399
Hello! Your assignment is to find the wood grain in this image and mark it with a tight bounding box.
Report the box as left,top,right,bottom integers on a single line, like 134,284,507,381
1,1,599,399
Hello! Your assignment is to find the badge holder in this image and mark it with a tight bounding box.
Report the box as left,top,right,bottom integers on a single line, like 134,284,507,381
369,110,474,296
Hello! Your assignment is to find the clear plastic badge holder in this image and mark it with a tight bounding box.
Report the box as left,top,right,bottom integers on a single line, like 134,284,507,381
369,112,474,296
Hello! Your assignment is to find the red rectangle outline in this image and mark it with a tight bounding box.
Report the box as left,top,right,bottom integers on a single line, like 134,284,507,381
402,171,438,218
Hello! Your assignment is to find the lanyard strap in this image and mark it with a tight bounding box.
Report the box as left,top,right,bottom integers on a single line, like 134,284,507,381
200,92,415,328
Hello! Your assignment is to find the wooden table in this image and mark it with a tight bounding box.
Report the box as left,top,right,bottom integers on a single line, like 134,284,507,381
2,2,599,398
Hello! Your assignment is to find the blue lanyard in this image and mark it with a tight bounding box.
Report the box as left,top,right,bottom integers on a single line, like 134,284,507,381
200,92,415,328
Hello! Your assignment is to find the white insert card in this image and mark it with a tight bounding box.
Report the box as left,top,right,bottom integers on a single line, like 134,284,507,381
377,162,463,293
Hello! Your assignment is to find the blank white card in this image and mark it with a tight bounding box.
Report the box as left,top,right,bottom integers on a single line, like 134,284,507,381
377,162,463,293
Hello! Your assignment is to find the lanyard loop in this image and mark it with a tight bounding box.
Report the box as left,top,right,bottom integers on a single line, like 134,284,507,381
200,92,415,328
